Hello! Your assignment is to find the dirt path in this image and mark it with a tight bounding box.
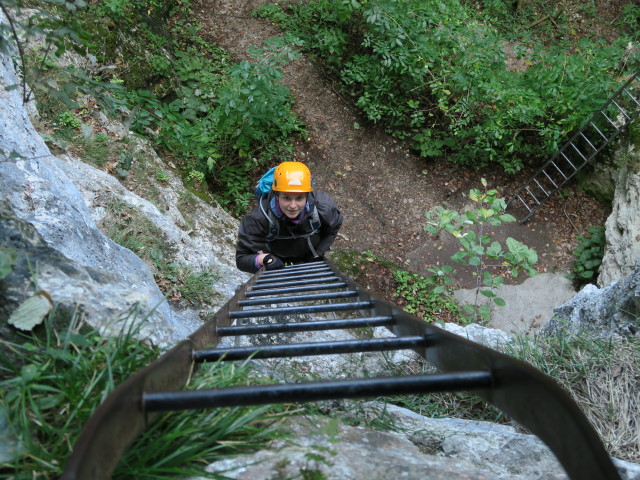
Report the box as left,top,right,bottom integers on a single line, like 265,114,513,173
194,0,609,290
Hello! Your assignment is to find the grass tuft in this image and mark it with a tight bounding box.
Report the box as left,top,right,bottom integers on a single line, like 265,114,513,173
0,311,289,479
505,331,640,462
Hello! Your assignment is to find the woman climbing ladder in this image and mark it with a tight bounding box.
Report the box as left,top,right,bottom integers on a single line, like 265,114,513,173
235,161,343,273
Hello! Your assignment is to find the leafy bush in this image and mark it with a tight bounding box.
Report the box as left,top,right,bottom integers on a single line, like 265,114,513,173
393,268,459,322
571,225,605,284
116,19,304,214
261,0,638,172
423,179,538,323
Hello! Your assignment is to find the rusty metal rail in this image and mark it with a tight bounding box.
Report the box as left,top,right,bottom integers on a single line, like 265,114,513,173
61,260,622,480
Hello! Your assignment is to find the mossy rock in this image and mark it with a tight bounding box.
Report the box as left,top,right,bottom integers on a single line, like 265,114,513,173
576,161,617,207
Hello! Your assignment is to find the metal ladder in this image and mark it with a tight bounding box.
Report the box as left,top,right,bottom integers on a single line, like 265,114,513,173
61,260,622,480
508,71,640,223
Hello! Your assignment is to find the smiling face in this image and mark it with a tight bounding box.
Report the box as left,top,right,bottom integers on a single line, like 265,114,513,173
277,192,308,219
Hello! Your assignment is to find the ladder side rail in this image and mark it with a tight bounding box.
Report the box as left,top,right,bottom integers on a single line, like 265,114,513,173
507,71,640,222
327,260,622,480
60,273,260,480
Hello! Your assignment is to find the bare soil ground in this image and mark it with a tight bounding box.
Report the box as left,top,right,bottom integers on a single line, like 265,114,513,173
193,0,613,298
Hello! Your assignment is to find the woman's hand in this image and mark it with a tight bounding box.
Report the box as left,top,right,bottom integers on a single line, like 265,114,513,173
263,254,285,270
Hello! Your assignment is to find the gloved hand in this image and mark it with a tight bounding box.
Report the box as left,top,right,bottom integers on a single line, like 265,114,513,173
263,254,285,271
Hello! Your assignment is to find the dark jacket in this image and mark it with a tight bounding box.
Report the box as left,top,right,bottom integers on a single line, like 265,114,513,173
236,190,343,273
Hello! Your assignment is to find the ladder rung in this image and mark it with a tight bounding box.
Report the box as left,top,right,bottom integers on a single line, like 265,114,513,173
255,272,335,284
193,336,427,362
259,266,331,279
622,88,640,108
599,110,619,130
516,194,532,213
542,170,559,189
533,178,549,197
611,99,631,120
579,132,597,152
230,301,374,318
143,371,493,412
250,277,341,290
589,121,608,141
569,142,588,164
216,316,395,336
238,290,359,306
246,282,349,297
560,152,577,171
525,187,541,205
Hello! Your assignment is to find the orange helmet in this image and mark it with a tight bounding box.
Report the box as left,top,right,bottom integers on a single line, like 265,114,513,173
272,162,313,193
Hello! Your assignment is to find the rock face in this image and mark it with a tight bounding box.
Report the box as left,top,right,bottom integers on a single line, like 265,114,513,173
0,29,246,346
197,405,640,480
544,261,640,338
598,131,640,287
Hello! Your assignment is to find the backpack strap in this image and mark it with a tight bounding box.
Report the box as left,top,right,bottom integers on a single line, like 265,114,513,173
306,205,321,258
259,196,280,242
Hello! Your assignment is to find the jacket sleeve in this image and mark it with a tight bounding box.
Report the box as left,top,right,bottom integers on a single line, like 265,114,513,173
235,206,270,273
314,191,343,257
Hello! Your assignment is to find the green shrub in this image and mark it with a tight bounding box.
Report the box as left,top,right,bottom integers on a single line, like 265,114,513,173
423,179,538,323
616,2,640,40
263,0,638,172
571,225,605,284
393,268,459,322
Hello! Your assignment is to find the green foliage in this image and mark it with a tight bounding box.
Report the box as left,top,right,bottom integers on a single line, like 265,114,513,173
1,0,123,112
264,0,637,172
161,263,220,305
117,20,305,214
424,179,538,323
0,246,18,279
4,0,305,216
0,312,159,478
0,312,286,479
570,225,605,284
56,111,81,128
93,0,171,24
392,267,459,322
615,2,640,40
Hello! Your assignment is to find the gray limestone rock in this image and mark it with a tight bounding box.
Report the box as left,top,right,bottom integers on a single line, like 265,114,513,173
598,154,640,287
543,262,639,338
0,23,247,345
197,408,640,480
